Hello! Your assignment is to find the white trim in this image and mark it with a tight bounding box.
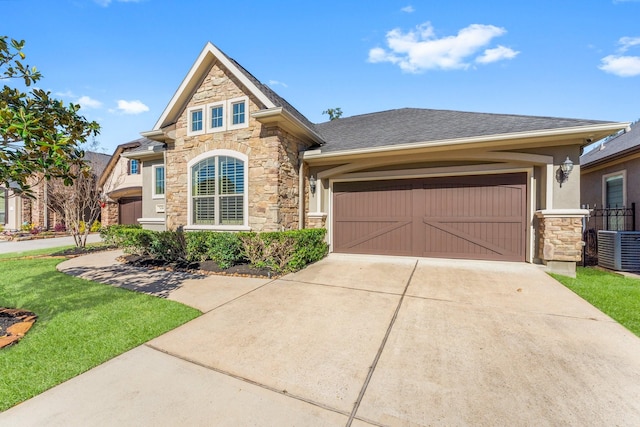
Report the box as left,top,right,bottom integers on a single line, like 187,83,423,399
187,149,249,229
151,164,165,199
227,96,249,131
206,101,226,133
138,217,166,223
186,106,205,137
602,169,627,208
153,42,275,131
535,209,590,218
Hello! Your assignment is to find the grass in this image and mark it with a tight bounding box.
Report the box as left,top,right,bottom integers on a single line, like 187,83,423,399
0,249,201,411
552,267,640,337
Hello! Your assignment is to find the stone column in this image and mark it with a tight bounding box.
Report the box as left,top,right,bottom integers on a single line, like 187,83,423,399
535,209,588,277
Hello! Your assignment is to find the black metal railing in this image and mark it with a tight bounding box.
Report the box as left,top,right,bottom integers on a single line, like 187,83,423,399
582,203,636,266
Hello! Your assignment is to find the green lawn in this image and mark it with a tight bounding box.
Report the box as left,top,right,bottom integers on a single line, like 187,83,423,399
552,267,640,337
0,250,200,411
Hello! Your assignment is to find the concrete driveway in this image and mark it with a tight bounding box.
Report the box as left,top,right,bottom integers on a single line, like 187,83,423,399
2,253,640,426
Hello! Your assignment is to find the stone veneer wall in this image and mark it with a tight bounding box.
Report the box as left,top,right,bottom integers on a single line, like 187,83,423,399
538,216,583,262
101,202,119,226
164,61,307,232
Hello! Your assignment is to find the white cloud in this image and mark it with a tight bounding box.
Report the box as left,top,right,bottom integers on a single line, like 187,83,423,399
401,5,415,13
476,45,520,64
618,36,640,52
268,79,288,88
55,90,76,98
77,95,103,109
368,22,517,72
599,36,640,77
114,99,149,115
599,55,640,77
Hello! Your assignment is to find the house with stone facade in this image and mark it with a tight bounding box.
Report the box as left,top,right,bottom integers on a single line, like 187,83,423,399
127,42,628,275
1,151,109,231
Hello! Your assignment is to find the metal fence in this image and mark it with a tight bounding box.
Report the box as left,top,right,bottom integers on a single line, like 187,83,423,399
582,203,636,266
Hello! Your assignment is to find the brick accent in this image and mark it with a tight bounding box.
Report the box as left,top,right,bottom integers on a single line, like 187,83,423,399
537,213,584,262
164,61,309,232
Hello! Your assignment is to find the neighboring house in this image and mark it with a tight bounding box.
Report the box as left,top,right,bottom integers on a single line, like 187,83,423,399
131,42,627,275
581,121,639,230
98,138,165,228
3,151,110,231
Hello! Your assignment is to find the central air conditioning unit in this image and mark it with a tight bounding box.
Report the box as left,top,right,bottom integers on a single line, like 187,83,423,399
598,231,640,272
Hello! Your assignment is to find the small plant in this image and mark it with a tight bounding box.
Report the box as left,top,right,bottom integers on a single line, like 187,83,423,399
30,226,43,235
90,221,101,232
21,222,32,232
53,223,66,232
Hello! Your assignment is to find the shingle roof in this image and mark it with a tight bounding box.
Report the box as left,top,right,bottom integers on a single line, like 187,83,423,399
221,50,318,133
580,122,640,167
83,151,111,177
124,137,165,154
314,108,613,153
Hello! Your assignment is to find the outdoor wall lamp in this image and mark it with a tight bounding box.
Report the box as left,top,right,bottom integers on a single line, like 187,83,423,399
557,156,574,187
309,175,317,194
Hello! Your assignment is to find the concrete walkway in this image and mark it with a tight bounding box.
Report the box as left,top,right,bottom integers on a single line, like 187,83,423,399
0,233,102,254
2,252,640,426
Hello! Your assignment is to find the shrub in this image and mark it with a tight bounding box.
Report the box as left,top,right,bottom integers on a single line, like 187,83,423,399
90,221,101,232
53,223,66,232
100,224,148,253
148,231,187,263
239,228,328,273
106,227,328,273
185,231,243,269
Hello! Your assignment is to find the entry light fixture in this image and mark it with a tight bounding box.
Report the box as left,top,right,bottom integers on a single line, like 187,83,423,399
557,156,574,187
309,175,317,195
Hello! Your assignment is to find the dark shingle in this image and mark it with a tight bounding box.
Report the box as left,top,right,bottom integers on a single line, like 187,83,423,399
124,137,165,155
315,108,613,153
581,122,639,166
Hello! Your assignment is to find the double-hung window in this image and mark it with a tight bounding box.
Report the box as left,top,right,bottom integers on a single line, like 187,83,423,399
603,171,626,230
153,165,165,198
187,106,205,136
128,159,140,175
190,151,246,227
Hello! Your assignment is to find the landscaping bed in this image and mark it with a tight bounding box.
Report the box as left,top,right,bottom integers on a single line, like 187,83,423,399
102,225,329,277
120,254,274,278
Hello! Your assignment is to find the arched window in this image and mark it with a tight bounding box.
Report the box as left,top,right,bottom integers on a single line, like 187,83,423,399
189,151,247,228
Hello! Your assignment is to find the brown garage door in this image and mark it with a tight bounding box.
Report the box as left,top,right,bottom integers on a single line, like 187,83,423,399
333,173,526,261
119,197,142,225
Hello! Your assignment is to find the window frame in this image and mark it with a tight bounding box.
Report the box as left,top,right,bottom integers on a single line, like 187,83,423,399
602,170,627,208
152,164,165,199
186,149,249,231
187,106,205,136
227,96,249,131
207,102,226,133
129,159,140,175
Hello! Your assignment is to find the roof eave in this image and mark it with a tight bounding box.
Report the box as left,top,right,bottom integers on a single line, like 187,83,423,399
252,107,325,146
304,122,629,163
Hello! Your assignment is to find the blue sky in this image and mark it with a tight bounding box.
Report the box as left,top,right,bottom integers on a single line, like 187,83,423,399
4,0,640,154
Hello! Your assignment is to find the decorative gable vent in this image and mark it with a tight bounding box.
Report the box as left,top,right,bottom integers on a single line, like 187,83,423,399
598,231,640,272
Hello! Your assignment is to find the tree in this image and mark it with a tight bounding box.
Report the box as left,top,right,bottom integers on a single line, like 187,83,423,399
0,36,100,195
322,107,343,121
46,159,102,248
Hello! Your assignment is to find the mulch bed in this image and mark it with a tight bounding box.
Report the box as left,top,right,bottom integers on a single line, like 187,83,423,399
0,308,37,350
120,254,275,279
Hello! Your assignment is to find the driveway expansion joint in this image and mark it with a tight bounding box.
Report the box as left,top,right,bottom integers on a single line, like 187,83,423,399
200,278,279,314
143,343,352,419
346,260,418,427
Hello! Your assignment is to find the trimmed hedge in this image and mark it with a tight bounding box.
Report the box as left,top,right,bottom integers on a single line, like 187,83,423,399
101,226,328,273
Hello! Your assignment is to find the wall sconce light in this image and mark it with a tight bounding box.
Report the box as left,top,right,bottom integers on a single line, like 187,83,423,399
557,156,574,187
309,176,317,194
